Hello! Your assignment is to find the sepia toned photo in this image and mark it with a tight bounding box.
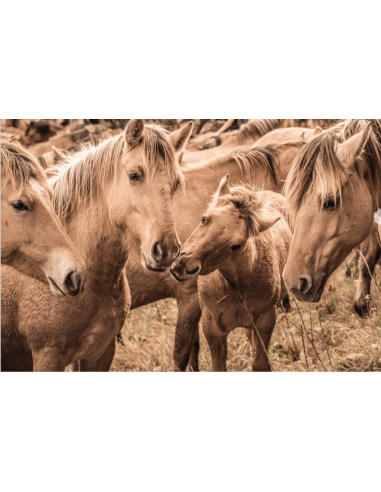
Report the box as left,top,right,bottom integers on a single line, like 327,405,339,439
2,119,380,372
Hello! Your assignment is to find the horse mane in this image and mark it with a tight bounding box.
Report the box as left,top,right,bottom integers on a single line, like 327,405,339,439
235,119,285,145
51,124,184,227
285,119,381,218
214,185,283,236
1,142,46,192
183,140,304,186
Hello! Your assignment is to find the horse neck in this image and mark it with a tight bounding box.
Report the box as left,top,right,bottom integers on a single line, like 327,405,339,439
217,240,257,293
184,157,267,199
67,199,129,285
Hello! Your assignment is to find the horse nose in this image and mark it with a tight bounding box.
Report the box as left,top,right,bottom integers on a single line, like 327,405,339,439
64,270,84,296
299,275,312,295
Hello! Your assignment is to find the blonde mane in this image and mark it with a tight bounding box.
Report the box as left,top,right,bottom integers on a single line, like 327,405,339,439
214,185,283,236
51,124,184,227
1,142,46,192
235,119,285,145
285,119,381,217
183,140,304,185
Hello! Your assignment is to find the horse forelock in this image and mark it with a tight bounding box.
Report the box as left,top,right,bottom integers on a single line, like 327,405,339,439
212,185,279,237
51,124,184,227
140,124,185,193
285,131,349,221
1,142,46,193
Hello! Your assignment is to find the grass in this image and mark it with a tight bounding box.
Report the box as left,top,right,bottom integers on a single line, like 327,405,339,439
111,254,381,372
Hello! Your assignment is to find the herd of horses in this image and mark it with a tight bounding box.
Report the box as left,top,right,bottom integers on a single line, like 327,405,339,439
2,118,380,372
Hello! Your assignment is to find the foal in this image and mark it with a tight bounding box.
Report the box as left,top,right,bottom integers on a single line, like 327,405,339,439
171,177,291,372
1,142,85,296
1,120,191,371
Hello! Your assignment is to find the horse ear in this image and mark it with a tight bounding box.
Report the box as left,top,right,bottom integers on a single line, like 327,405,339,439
311,126,324,139
52,146,66,161
124,119,145,149
336,124,371,170
258,214,281,234
169,121,193,154
217,174,231,197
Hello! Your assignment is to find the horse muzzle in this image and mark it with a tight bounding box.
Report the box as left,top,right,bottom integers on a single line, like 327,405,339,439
48,266,86,297
284,272,327,303
141,241,181,272
170,257,201,283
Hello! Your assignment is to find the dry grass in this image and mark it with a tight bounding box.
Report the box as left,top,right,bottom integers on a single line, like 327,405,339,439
111,254,381,372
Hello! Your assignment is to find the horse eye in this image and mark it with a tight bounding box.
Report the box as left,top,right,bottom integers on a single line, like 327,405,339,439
231,245,241,252
323,197,339,210
201,216,206,225
11,201,29,212
174,179,181,192
129,173,141,182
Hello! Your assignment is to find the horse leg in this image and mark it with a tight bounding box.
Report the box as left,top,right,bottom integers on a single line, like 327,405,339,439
202,312,228,372
354,228,381,318
252,308,277,372
188,326,200,372
282,292,292,313
80,339,116,372
32,349,66,372
173,296,202,372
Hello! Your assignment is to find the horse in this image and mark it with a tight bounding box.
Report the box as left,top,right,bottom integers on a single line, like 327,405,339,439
181,119,285,164
170,178,291,372
354,224,381,316
125,140,304,371
1,142,85,296
181,119,337,165
1,120,191,372
283,119,381,304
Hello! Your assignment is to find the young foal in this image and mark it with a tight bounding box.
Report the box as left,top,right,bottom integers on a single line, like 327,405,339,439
1,142,85,296
283,120,381,303
170,177,291,371
1,120,191,371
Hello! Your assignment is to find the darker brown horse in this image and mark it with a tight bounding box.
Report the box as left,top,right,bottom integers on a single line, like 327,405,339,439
126,140,304,371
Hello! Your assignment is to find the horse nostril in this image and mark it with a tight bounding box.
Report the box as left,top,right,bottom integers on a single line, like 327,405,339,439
65,271,81,296
152,242,165,261
172,245,181,261
299,275,312,295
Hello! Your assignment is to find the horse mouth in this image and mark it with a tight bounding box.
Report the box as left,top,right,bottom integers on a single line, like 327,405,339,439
169,268,189,283
313,276,327,303
170,264,201,283
291,275,327,303
141,249,167,273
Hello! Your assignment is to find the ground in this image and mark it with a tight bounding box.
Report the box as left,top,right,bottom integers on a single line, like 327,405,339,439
112,255,381,372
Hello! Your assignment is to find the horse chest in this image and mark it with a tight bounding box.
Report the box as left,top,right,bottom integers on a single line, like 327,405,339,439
71,278,131,363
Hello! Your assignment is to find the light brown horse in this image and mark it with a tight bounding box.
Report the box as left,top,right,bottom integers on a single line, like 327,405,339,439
181,119,285,164
181,119,336,165
1,142,85,296
126,140,304,371
283,119,381,303
170,179,291,372
1,120,191,371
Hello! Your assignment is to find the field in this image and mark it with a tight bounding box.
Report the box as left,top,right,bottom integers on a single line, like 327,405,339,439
112,256,381,372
